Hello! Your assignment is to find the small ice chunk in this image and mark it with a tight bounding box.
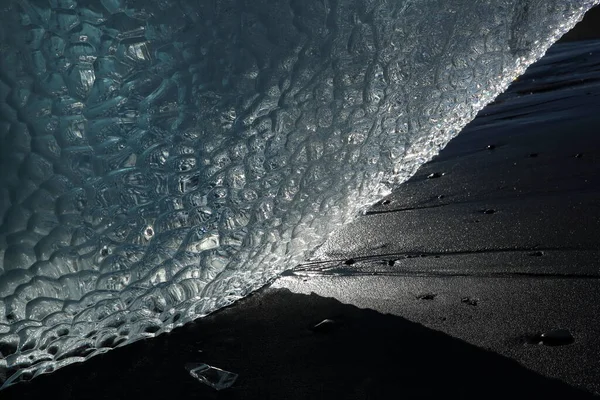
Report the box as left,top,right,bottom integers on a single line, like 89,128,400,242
312,319,338,333
185,363,238,390
427,172,444,179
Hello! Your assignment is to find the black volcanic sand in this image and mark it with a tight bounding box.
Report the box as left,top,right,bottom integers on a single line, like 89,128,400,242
285,36,600,396
2,288,597,400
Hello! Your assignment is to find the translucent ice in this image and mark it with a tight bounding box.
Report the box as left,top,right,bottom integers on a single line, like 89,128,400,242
0,0,597,388
186,363,238,390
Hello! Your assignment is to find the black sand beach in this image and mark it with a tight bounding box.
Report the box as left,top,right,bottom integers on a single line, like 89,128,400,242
4,7,600,400
2,288,598,400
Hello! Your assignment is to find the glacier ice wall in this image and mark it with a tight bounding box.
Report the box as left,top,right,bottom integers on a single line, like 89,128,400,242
0,0,597,387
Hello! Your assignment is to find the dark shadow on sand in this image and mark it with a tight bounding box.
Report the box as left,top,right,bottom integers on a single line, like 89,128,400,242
3,288,596,400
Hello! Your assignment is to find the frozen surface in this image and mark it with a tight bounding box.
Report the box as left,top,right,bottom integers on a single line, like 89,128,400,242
0,0,596,388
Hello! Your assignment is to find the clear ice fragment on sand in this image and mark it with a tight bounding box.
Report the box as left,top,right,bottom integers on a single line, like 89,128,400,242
185,363,238,390
312,318,339,333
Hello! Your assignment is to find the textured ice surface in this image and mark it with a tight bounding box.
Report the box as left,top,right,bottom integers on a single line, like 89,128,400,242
0,0,597,388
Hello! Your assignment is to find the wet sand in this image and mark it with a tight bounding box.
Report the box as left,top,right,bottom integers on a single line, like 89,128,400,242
275,37,600,395
3,288,598,400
